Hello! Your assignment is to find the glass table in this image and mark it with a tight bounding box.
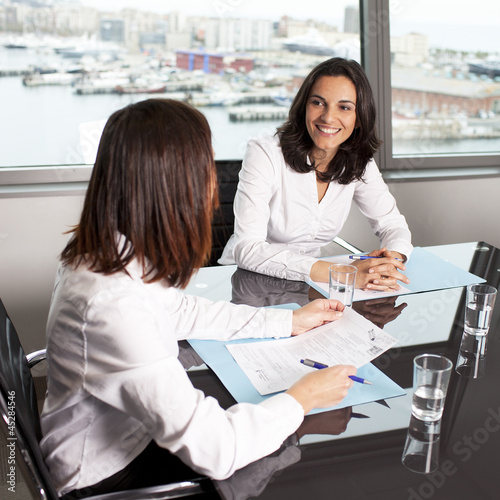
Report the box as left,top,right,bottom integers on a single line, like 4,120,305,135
182,242,500,500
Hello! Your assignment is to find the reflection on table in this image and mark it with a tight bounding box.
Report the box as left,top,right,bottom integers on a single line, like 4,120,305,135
184,242,500,499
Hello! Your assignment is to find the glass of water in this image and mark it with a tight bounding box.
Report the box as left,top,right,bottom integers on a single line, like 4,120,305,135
329,264,357,307
464,284,497,336
412,354,453,422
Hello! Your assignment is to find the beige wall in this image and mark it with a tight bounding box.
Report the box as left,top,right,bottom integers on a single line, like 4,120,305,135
340,176,500,252
1,175,499,352
0,194,84,352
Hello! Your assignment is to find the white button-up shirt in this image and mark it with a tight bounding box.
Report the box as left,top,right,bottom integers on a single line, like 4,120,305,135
40,257,303,495
219,134,412,281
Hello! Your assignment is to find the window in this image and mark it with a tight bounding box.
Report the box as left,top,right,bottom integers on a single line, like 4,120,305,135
390,0,500,158
0,0,360,168
361,0,500,172
2,1,498,175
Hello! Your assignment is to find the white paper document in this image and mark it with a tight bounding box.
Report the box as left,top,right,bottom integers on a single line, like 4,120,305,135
226,307,398,396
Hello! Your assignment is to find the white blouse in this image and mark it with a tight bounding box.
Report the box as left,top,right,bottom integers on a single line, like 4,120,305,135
40,257,303,495
219,134,413,281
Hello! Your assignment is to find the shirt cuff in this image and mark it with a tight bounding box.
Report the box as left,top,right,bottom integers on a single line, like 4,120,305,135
264,308,293,338
259,392,304,434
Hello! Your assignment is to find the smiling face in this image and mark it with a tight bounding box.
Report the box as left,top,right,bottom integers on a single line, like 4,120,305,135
305,75,358,166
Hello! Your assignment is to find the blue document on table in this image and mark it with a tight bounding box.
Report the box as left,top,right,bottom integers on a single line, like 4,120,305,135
404,246,485,292
188,335,406,414
307,246,485,300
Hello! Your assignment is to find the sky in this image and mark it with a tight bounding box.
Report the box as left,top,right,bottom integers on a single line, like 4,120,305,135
77,0,499,53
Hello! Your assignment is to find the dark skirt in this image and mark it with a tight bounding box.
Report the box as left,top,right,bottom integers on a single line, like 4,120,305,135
61,440,217,499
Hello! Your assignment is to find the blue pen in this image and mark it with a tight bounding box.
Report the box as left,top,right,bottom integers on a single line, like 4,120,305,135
349,255,402,261
300,358,373,385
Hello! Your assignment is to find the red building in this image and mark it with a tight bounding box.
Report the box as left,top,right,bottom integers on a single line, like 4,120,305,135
176,50,253,74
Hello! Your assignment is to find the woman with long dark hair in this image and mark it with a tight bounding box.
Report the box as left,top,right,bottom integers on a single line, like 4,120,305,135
40,98,355,498
220,57,412,290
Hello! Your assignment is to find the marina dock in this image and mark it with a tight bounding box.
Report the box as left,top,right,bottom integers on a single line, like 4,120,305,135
229,106,289,122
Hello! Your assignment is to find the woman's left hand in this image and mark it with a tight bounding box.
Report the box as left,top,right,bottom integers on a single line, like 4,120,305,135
291,299,345,335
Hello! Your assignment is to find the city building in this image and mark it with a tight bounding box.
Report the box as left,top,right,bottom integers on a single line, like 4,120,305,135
392,67,500,117
204,17,272,51
176,49,254,74
344,5,359,34
100,19,125,44
391,32,429,67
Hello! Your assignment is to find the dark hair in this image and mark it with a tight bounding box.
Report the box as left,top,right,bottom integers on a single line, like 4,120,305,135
277,57,382,184
61,98,218,288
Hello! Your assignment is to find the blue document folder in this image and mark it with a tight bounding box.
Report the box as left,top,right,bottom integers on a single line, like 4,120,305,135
188,335,406,414
308,246,485,299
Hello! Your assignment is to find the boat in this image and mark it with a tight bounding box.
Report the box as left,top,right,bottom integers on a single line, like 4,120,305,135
4,42,28,49
273,94,293,107
22,72,77,86
283,30,336,56
74,72,131,94
114,82,167,94
55,40,126,60
468,58,500,79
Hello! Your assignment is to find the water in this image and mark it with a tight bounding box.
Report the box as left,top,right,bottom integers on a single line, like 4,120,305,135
412,385,446,421
464,303,492,336
0,46,283,166
329,283,355,307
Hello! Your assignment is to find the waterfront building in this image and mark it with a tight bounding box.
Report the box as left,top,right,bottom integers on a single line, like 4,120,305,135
392,67,500,117
176,49,254,74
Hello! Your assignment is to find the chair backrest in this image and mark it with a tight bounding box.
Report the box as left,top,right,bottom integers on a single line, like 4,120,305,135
0,298,58,500
208,160,242,266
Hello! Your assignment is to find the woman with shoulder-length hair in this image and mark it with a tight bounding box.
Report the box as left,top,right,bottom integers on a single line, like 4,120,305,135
220,57,412,290
40,98,355,499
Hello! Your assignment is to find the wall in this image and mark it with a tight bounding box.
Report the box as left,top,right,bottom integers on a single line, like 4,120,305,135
340,176,500,252
1,175,500,352
0,193,84,352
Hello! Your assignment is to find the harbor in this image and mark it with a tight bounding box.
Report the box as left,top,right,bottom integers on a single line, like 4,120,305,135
1,36,500,165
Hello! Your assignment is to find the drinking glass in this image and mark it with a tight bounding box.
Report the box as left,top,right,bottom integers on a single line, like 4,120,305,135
329,264,357,307
412,354,452,422
464,284,497,336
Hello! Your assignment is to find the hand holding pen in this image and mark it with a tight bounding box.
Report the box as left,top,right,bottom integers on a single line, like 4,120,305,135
300,358,373,385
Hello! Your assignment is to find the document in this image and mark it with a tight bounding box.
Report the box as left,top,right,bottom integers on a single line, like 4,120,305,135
226,307,398,396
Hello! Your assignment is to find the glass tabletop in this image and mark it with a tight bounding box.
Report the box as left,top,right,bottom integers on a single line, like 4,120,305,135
183,242,500,500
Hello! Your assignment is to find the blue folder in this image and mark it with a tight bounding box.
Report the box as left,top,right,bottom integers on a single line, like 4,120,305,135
308,246,485,298
188,326,406,414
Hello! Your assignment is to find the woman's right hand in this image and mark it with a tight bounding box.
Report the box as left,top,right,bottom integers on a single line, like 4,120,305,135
285,365,357,415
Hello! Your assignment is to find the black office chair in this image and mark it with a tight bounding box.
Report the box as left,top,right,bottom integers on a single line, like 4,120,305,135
0,298,216,500
208,160,363,267
209,160,242,266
